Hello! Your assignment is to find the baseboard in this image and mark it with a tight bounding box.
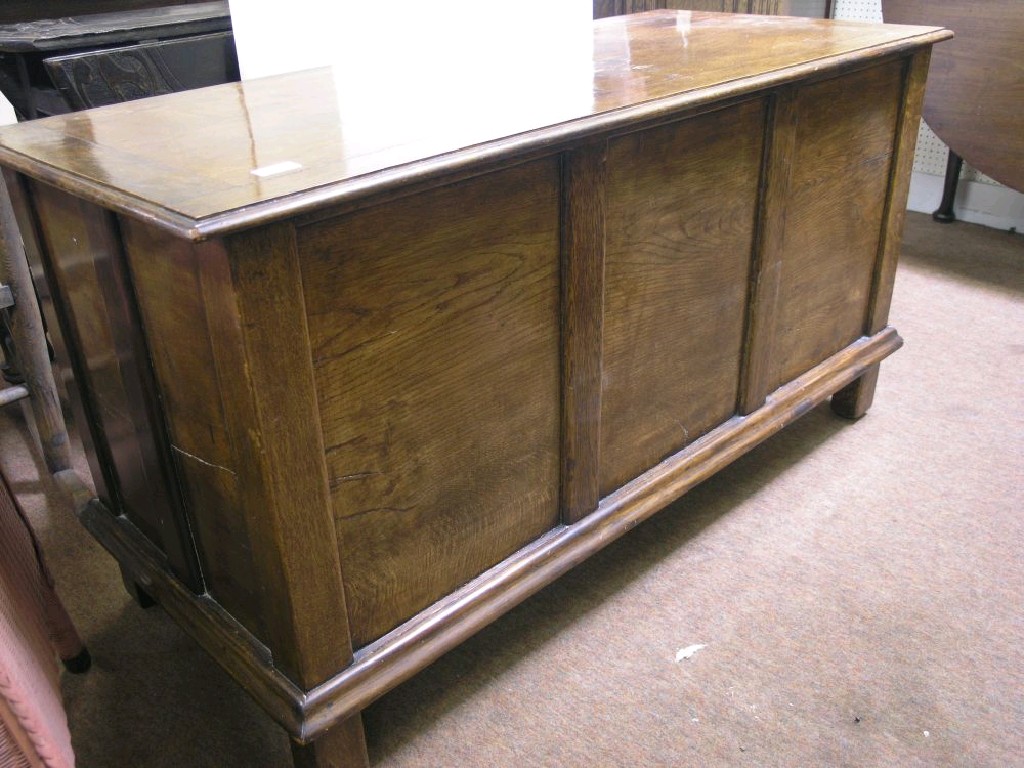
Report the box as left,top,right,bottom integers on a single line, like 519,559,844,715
907,171,1024,232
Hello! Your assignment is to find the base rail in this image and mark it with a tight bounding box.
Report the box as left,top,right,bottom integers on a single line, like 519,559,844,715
72,327,902,742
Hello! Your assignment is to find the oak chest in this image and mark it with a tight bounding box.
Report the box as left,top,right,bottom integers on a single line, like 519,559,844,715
0,11,950,766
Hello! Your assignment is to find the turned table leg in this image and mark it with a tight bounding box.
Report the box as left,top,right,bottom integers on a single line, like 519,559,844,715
830,363,880,420
291,714,369,768
932,150,963,223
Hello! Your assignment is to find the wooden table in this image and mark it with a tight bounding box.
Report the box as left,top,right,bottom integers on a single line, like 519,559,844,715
0,11,949,767
882,0,1024,198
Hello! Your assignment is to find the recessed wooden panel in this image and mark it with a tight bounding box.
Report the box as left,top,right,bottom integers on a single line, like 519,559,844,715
120,219,265,639
770,61,903,390
27,182,202,588
600,100,766,497
299,160,561,647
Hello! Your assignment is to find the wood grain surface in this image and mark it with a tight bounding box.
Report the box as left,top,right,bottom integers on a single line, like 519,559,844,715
300,161,562,647
223,223,355,688
769,61,903,391
27,181,202,588
124,216,358,688
738,88,797,415
0,12,947,765
882,0,1023,192
832,50,933,420
67,326,902,747
120,219,265,637
560,143,607,524
301,327,904,740
865,52,933,338
601,99,765,496
4,173,113,505
291,715,368,768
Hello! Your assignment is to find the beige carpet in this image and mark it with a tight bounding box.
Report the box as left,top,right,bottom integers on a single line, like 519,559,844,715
1,211,1021,767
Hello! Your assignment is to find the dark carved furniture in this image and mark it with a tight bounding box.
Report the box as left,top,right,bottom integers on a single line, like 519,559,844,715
0,1,236,462
43,32,238,111
0,11,949,767
0,1,231,119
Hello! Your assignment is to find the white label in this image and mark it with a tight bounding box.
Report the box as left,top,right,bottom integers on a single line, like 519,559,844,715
250,161,303,178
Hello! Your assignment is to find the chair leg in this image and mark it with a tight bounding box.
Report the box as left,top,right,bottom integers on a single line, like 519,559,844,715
43,589,91,673
0,173,71,473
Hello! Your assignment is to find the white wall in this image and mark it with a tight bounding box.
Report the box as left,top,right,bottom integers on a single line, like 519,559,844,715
907,173,1024,232
0,94,16,126
227,0,592,80
226,0,594,168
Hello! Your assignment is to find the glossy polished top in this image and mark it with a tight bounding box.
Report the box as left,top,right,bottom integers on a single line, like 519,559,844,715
0,11,949,239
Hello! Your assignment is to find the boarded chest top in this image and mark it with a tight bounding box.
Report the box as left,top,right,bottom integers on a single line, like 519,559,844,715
0,11,949,240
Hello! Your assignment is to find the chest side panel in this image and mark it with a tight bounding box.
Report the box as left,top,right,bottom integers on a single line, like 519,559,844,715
26,182,206,593
120,218,266,638
770,60,903,390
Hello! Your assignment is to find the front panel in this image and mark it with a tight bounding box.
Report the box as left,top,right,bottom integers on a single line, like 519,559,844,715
300,159,562,647
600,99,766,497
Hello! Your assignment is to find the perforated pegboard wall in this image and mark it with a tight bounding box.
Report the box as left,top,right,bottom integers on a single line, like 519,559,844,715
832,0,1000,185
913,121,950,176
833,0,881,23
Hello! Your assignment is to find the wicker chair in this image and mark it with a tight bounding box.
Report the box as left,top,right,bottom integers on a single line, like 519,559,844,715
0,467,87,768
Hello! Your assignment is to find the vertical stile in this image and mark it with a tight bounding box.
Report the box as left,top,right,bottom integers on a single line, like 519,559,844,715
560,143,607,524
223,224,356,689
738,89,798,415
865,50,933,336
833,50,932,419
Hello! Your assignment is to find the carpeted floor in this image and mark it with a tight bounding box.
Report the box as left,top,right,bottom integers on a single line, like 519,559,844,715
1,211,1021,767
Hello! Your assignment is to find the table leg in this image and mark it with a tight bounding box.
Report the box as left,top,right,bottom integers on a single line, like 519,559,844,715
291,714,369,768
932,150,963,223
